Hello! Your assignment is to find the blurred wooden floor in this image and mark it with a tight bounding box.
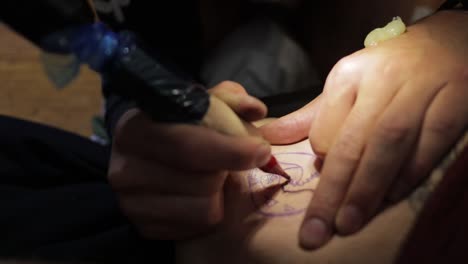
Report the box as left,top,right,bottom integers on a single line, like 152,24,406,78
0,24,101,137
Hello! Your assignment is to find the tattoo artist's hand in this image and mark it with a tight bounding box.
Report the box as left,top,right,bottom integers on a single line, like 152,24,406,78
262,11,468,249
108,81,270,240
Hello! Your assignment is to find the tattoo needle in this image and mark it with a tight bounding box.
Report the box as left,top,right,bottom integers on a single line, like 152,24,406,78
259,156,291,181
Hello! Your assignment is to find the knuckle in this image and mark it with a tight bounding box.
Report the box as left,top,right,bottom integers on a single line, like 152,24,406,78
197,173,227,195
307,196,338,221
389,178,413,201
232,151,257,168
375,119,411,144
216,81,246,94
107,157,133,191
333,133,363,164
313,180,351,211
380,59,403,80
218,140,260,169
408,158,431,177
320,176,349,200
198,195,224,226
348,184,382,212
425,117,459,139
328,56,361,84
397,177,415,191
310,137,328,158
402,164,431,189
118,198,140,220
309,126,333,159
333,56,356,75
170,137,204,168
463,67,468,81
107,169,126,191
112,110,147,151
112,127,128,150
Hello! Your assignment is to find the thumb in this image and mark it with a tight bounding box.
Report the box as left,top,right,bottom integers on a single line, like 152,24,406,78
259,95,322,144
209,81,267,122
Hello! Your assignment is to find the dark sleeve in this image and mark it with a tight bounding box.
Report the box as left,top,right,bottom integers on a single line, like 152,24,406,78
0,0,125,137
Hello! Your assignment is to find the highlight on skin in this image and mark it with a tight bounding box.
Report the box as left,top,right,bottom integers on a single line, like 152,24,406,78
364,16,407,47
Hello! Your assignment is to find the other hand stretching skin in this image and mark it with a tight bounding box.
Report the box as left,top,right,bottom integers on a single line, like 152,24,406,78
176,131,465,264
261,10,468,249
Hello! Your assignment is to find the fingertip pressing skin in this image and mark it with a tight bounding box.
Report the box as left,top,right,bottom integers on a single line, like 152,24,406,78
299,217,332,250
300,161,352,250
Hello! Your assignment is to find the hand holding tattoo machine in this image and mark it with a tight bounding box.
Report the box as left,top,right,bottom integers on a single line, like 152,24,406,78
0,0,290,179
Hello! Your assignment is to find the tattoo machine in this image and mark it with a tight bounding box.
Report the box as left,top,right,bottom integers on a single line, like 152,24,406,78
0,0,290,180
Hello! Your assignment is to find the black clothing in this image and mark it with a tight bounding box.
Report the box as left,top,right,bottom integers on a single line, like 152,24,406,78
0,115,174,263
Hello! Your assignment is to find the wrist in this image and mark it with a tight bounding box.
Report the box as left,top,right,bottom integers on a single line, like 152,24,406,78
408,10,468,59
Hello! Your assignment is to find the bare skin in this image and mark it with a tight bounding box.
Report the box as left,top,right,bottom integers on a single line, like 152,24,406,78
176,133,466,264
262,10,468,249
108,81,271,240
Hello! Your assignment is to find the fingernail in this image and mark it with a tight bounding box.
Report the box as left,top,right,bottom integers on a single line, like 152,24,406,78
336,205,363,235
255,143,271,166
300,218,330,249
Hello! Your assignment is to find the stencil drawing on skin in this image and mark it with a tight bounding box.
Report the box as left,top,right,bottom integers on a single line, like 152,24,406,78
178,137,427,264
248,140,320,217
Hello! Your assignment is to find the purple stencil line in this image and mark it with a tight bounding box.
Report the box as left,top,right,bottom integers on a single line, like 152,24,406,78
287,170,320,186
255,208,306,217
248,151,318,217
274,151,316,157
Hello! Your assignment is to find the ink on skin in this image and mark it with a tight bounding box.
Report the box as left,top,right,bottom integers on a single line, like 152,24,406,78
249,152,319,217
259,156,291,181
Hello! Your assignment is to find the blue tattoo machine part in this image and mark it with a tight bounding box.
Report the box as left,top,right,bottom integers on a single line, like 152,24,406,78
1,0,209,123
40,22,210,123
2,0,95,89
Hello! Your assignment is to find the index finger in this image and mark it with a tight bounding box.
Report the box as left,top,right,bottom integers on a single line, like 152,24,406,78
260,95,322,144
309,57,360,157
114,110,272,171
